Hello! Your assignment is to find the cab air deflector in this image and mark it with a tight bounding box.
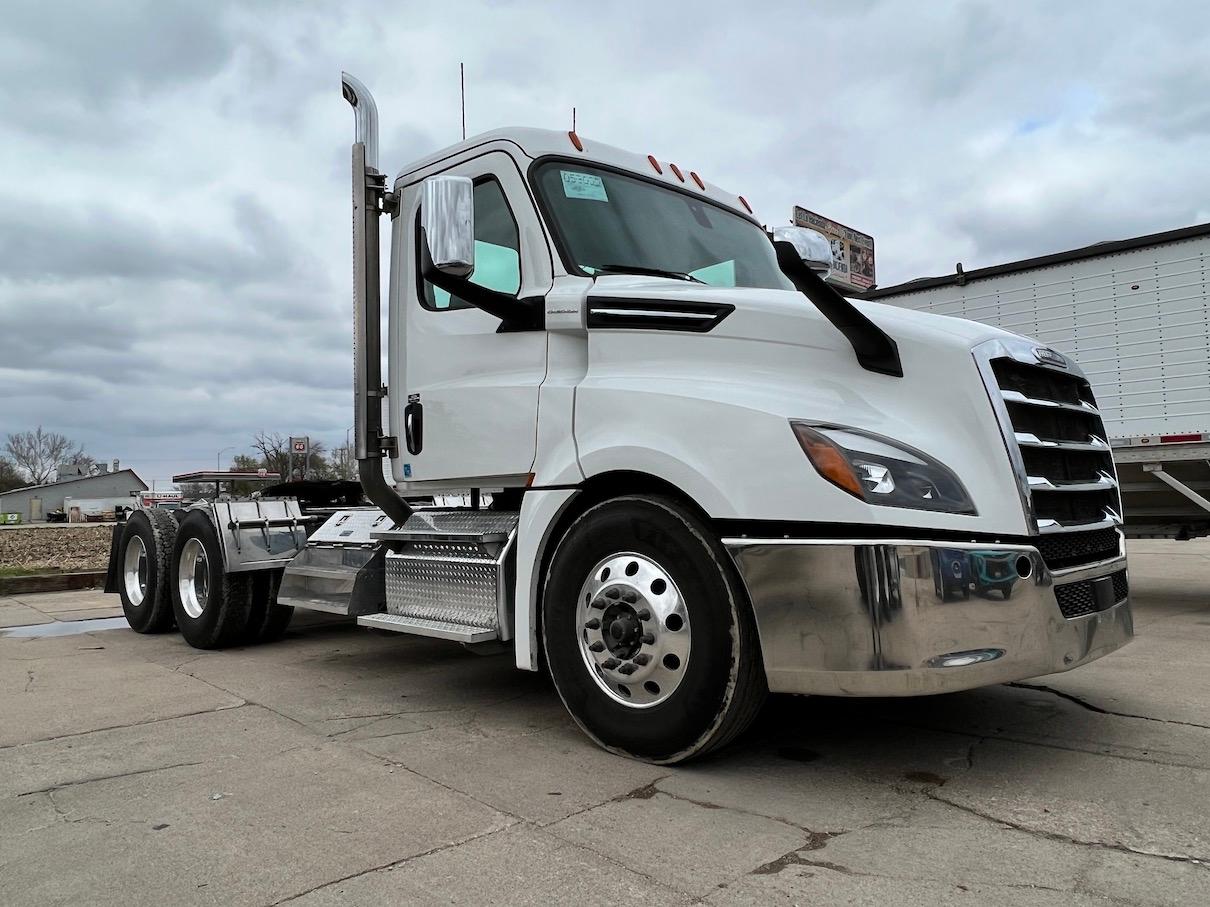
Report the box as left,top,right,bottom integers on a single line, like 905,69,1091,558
774,240,903,378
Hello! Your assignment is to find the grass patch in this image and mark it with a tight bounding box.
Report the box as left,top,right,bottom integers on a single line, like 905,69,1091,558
0,566,69,577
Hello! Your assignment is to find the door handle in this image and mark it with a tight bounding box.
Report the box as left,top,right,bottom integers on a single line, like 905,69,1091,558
404,400,423,455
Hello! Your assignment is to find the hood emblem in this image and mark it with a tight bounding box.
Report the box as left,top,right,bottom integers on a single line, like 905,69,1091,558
1033,347,1067,368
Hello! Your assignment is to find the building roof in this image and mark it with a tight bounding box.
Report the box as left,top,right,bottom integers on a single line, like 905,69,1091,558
172,471,281,483
864,221,1210,299
0,468,148,497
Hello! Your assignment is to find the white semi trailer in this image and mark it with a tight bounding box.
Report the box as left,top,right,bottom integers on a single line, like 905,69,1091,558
868,223,1210,542
104,74,1133,763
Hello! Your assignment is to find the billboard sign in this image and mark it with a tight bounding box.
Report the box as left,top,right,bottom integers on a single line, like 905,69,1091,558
792,206,875,293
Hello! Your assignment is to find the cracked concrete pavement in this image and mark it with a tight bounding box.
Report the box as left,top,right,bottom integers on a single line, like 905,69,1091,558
2,538,1208,905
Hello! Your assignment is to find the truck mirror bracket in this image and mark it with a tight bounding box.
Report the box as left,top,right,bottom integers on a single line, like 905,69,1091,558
419,235,545,332
774,240,903,378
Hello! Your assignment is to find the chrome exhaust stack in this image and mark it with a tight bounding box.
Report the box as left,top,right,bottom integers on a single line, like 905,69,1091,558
343,72,410,527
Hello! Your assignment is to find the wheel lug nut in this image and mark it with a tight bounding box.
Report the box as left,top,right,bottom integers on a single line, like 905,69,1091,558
621,590,638,603
584,618,600,630
589,641,605,653
618,663,638,675
605,588,621,600
641,633,655,645
590,598,607,610
602,657,621,670
636,609,651,621
633,653,651,665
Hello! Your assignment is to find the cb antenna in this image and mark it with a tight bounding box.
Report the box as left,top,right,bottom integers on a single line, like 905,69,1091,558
572,106,576,133
460,62,466,140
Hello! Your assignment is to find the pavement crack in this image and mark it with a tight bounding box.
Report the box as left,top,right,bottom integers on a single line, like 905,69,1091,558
924,788,1210,869
752,850,857,876
269,821,521,905
1008,682,1210,731
0,703,249,751
18,760,203,797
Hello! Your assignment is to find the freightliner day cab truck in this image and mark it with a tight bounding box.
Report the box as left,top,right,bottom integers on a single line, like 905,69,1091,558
105,74,1133,763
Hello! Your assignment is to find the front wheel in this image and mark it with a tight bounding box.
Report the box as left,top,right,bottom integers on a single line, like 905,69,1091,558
542,496,767,763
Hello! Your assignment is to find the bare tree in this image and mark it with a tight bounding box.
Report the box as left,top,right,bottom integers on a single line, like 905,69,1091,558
252,432,291,483
0,456,24,493
5,427,86,485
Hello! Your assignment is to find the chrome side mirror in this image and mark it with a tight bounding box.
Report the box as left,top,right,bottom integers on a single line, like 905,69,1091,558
773,225,833,279
421,175,475,278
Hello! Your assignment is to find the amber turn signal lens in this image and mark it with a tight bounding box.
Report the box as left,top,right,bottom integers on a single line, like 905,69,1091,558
791,423,865,499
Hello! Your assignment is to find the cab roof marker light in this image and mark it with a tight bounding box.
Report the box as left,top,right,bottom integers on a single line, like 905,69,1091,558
669,163,685,182
690,171,705,190
568,131,584,152
739,195,753,213
647,154,663,174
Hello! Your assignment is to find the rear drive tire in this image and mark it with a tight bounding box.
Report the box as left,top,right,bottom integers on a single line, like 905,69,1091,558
542,496,767,764
117,509,177,633
171,510,253,649
246,569,293,643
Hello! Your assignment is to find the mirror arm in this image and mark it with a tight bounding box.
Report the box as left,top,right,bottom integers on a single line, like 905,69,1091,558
419,235,544,332
773,240,903,378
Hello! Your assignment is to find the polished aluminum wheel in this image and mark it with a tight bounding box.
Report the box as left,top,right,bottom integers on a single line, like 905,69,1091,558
122,535,148,607
178,537,210,620
576,552,691,708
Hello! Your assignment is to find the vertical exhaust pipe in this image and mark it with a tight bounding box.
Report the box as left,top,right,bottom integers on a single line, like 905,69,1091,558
342,72,411,527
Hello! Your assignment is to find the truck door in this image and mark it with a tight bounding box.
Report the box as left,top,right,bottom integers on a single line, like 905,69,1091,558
390,150,551,488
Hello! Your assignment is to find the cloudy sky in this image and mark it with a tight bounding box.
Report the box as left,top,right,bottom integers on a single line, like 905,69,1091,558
4,0,1209,487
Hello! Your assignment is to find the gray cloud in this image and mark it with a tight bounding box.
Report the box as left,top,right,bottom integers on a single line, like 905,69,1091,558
5,0,1210,486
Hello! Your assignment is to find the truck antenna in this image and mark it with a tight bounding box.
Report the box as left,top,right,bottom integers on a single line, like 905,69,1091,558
460,62,466,140
572,106,576,132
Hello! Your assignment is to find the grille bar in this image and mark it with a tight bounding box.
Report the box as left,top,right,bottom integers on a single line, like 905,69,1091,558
978,341,1125,571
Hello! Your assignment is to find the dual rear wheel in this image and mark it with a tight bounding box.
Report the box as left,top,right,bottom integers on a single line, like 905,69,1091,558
115,508,292,648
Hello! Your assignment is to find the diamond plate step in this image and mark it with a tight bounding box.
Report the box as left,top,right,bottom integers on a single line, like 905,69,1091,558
357,613,498,643
372,509,519,543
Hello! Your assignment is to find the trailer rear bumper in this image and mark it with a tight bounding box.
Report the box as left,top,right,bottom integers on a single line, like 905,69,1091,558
724,537,1132,697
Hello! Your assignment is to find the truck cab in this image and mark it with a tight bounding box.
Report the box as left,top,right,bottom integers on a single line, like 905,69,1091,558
105,74,1134,764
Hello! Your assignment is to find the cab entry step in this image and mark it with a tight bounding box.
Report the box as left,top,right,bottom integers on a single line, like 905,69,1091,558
357,612,499,643
375,510,519,642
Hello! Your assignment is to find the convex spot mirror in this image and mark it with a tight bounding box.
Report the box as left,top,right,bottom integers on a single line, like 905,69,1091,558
421,175,475,278
772,225,833,279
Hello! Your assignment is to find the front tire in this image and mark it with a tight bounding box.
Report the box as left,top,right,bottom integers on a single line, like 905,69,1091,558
171,511,253,649
542,496,767,763
117,509,177,633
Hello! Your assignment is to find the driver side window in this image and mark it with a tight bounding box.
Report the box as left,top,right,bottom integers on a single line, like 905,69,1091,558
421,178,521,310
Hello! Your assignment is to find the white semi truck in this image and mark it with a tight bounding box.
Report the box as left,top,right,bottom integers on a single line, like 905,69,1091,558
104,74,1132,763
868,223,1210,543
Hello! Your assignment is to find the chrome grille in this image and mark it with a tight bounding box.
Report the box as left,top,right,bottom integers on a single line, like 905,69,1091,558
976,340,1124,572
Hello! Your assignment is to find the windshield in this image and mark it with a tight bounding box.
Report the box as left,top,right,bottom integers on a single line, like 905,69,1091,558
533,161,793,291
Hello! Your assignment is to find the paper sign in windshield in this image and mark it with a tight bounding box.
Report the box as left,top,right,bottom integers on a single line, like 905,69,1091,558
561,171,609,202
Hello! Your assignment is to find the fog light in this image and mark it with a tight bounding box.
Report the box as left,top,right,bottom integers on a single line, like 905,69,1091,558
927,648,1005,668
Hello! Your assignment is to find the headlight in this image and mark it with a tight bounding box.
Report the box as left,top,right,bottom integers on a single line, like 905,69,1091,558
790,422,977,515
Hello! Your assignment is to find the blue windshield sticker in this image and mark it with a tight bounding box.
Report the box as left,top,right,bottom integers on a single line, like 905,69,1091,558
560,170,609,202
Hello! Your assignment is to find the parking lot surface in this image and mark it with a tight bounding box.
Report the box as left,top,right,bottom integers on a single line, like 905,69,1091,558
2,539,1208,905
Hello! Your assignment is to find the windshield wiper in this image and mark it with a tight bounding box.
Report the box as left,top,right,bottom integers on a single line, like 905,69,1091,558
592,264,705,284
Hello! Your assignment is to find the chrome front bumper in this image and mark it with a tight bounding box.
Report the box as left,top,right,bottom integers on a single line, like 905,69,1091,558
725,538,1133,697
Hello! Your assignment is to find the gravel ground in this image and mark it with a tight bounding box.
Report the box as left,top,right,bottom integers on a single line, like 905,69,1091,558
0,524,112,572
